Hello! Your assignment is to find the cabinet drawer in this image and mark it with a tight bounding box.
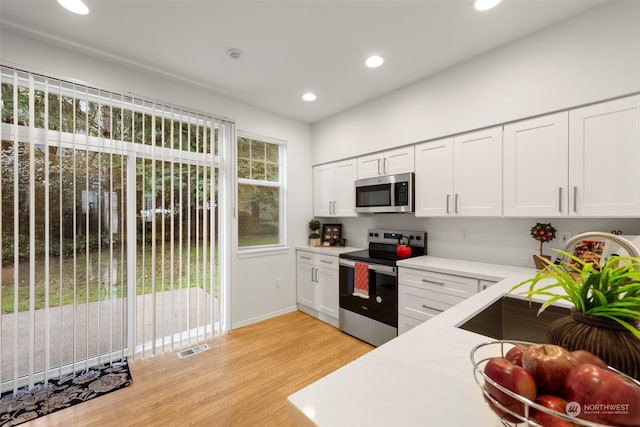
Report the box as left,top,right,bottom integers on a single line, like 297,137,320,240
297,250,317,265
398,314,428,335
478,280,497,292
399,268,478,299
398,284,448,322
316,254,339,270
296,251,339,270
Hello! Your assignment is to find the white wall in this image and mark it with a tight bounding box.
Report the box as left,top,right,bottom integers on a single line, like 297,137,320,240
0,29,313,329
311,1,640,268
311,1,640,165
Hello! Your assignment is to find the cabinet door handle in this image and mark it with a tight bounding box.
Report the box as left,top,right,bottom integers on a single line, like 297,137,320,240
311,267,315,282
454,194,459,214
558,187,563,213
446,194,451,214
320,259,333,264
377,159,382,176
301,255,311,260
422,279,445,286
383,158,388,175
573,186,578,213
313,267,319,282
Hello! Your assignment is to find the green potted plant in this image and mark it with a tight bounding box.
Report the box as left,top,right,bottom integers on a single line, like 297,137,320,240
510,248,640,380
530,222,556,269
308,219,321,247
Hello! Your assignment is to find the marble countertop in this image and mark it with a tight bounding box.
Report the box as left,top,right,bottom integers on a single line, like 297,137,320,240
287,255,541,427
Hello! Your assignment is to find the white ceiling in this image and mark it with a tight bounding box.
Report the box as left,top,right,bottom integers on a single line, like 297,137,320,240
0,0,607,123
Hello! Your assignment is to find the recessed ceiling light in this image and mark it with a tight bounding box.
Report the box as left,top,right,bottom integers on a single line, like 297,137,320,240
473,0,502,11
57,0,89,15
302,92,317,102
365,55,384,68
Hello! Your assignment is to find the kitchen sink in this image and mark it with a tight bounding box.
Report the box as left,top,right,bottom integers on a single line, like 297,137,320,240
457,295,570,343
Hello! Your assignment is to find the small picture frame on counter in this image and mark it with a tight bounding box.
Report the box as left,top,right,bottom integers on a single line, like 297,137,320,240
321,224,342,246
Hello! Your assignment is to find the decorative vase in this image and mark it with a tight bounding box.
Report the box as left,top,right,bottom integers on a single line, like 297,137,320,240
547,309,640,380
532,254,551,270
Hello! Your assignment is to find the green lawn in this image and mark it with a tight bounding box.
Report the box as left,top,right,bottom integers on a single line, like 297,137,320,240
1,241,218,314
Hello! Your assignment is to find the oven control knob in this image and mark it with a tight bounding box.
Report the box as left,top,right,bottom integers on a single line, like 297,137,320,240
376,296,382,303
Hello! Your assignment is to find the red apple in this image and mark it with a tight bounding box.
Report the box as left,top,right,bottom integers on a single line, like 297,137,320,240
530,395,576,427
570,349,608,369
484,357,537,423
505,345,527,367
523,344,579,397
565,364,640,427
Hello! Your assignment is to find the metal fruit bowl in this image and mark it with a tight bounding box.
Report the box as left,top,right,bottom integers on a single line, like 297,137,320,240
470,340,640,427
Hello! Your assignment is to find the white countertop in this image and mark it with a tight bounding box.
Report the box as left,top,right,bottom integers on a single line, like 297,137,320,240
287,256,541,427
295,245,364,256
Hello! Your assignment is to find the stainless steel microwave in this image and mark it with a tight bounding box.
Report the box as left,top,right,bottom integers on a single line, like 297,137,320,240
355,172,415,213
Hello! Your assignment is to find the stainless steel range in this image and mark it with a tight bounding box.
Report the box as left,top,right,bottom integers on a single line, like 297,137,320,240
338,229,427,346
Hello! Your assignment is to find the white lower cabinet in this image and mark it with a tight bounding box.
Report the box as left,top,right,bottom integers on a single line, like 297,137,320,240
296,250,339,326
398,267,481,335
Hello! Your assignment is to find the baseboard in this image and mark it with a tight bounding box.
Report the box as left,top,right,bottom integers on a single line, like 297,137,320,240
231,305,298,329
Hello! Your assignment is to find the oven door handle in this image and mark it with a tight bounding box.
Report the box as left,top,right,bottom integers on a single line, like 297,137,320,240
339,259,397,276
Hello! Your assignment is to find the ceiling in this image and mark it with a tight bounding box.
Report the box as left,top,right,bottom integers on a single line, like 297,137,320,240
0,0,607,124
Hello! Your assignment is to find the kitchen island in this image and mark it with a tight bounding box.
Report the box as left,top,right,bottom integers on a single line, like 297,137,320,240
287,256,545,427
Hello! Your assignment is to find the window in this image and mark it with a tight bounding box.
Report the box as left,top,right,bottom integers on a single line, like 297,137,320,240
237,134,285,249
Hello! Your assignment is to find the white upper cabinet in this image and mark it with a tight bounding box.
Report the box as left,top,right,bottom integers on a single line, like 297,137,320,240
313,159,358,217
415,126,502,217
357,146,414,179
569,95,640,217
503,112,569,216
332,159,359,216
414,137,454,216
453,127,503,216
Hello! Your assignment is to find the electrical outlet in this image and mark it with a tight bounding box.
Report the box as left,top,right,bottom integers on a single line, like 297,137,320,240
558,231,572,247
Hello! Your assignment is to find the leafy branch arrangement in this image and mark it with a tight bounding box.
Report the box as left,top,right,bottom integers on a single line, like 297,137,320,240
510,249,640,339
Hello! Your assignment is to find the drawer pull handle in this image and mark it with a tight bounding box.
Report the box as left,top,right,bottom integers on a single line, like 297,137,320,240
421,304,435,310
320,260,333,264
422,279,445,286
301,256,311,260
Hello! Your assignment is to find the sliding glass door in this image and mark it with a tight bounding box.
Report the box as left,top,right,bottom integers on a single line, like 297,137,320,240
1,66,228,393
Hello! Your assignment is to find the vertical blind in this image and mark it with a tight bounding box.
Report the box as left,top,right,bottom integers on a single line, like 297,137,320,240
0,66,232,393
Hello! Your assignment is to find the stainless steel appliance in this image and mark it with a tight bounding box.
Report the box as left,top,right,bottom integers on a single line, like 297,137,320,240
339,229,427,346
354,173,414,213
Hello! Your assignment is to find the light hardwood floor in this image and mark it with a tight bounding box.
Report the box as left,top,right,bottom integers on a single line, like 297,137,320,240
25,310,373,426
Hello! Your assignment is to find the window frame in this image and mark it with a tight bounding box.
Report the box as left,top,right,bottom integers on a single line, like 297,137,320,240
235,131,287,255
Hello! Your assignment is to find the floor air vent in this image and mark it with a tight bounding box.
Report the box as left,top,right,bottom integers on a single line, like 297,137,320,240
176,343,210,359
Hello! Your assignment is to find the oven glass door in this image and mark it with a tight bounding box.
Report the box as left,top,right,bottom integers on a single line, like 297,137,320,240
356,183,391,208
339,260,397,327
